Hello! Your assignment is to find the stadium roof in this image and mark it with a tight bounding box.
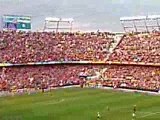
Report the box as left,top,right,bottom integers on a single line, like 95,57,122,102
120,15,160,21
147,15,160,20
61,18,74,22
45,17,60,21
120,16,146,21
45,17,74,22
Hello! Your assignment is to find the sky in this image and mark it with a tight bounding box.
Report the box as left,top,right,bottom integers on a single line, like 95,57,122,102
0,0,160,32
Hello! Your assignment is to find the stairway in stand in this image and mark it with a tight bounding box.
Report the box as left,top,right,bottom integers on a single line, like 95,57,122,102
104,34,124,61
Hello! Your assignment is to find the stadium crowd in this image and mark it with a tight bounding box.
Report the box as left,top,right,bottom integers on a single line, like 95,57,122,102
0,31,160,93
0,31,114,63
0,65,104,91
109,33,160,64
104,65,160,92
0,65,159,92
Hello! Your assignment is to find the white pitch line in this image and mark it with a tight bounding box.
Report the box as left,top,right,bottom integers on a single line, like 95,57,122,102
137,111,153,114
46,99,65,105
138,112,160,118
34,99,65,106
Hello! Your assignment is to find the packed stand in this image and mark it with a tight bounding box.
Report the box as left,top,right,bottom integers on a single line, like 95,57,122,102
0,31,114,63
104,65,160,92
0,64,160,92
0,30,160,92
0,65,104,91
109,33,160,64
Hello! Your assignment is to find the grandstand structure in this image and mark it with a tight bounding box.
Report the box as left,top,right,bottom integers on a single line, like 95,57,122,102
0,13,159,94
43,17,74,32
120,15,160,32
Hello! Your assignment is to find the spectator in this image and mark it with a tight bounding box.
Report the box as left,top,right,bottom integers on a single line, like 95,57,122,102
109,33,160,64
0,31,114,63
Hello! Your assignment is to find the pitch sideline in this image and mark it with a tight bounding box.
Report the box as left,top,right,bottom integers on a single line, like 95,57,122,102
138,111,160,118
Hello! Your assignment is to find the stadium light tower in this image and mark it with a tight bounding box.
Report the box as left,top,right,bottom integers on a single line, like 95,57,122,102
120,15,160,33
43,17,74,32
147,15,160,31
120,16,147,33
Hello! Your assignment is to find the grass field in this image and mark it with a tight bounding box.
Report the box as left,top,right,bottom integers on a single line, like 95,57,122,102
0,88,160,120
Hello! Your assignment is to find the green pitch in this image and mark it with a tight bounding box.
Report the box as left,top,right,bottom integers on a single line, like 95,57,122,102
0,88,160,120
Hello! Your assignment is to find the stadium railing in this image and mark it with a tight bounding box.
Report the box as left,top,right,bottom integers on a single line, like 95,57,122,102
0,61,160,67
